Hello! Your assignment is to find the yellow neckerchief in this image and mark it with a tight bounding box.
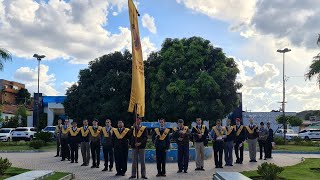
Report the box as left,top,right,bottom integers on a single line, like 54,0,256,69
246,124,257,134
212,126,225,137
80,126,90,137
173,126,188,133
61,126,70,135
193,125,206,134
133,126,146,138
102,126,113,138
69,127,80,136
112,128,130,139
154,128,170,141
89,126,102,137
55,125,62,133
225,125,234,135
234,125,244,136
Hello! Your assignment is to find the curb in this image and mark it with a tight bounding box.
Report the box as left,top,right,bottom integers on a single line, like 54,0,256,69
244,149,320,154
59,173,74,180
0,150,46,153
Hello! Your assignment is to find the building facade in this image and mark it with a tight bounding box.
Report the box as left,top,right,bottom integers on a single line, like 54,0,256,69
0,79,25,104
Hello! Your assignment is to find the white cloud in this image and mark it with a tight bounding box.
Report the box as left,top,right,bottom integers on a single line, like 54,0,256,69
0,0,155,64
142,13,157,34
59,81,77,95
13,64,58,96
141,37,157,60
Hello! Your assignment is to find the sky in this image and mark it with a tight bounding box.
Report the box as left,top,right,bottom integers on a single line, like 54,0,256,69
0,0,320,112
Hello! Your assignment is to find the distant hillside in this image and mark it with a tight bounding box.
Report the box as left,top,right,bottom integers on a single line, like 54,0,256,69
297,110,320,120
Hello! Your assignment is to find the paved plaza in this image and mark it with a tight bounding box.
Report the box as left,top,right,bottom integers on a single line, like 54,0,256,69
0,150,319,180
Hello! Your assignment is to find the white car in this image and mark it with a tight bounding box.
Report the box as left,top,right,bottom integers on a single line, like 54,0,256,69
0,128,15,142
274,129,298,141
12,127,37,141
41,126,56,139
298,129,320,141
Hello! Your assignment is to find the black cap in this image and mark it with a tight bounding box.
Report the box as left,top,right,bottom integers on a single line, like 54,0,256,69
260,122,264,125
93,119,99,123
178,119,184,123
267,121,270,125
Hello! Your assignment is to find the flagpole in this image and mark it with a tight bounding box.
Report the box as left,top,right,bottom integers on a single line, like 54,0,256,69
134,104,139,179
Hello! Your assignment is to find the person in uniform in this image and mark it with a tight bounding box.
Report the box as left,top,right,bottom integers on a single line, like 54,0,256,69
191,117,208,171
234,118,246,164
80,119,90,166
152,118,170,177
61,119,70,161
112,120,130,176
101,119,114,172
258,122,269,160
129,117,148,179
246,117,259,162
54,119,62,157
224,119,235,166
172,119,190,173
69,121,81,163
266,122,274,159
210,119,225,168
89,119,102,168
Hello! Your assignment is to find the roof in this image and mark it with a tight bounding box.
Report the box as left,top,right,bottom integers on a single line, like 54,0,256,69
0,105,18,114
42,96,66,106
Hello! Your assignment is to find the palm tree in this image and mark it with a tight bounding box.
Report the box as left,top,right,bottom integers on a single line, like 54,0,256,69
0,48,12,71
306,34,320,87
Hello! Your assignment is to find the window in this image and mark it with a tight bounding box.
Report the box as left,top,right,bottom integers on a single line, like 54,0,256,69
30,128,37,132
299,130,307,133
0,129,10,133
13,86,18,90
15,128,28,131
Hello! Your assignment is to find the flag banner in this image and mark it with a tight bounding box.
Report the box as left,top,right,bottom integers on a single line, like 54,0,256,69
128,0,145,117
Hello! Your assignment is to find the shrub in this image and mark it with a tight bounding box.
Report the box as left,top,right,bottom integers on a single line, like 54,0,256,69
292,136,303,145
29,140,45,149
274,137,285,145
0,157,12,175
35,132,52,143
257,162,284,180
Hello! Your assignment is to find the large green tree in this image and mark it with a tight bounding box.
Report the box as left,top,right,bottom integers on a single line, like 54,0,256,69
276,115,303,127
0,48,12,71
145,37,241,124
16,88,31,105
306,34,320,86
64,37,242,125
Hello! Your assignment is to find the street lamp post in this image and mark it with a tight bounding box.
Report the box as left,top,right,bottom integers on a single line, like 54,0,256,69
33,54,45,132
276,48,291,144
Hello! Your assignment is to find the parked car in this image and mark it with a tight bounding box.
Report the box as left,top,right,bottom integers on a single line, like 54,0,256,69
12,127,37,141
0,128,15,142
298,129,320,140
42,126,56,139
274,129,298,141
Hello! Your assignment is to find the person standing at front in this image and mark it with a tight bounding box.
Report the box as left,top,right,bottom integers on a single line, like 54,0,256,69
54,119,62,157
80,119,90,166
112,120,130,176
191,117,208,171
61,119,70,161
172,119,190,173
246,117,259,162
224,119,235,166
210,119,225,168
152,118,170,177
69,121,81,163
101,119,114,172
129,117,148,179
89,119,102,168
258,122,269,160
266,122,274,159
234,118,246,164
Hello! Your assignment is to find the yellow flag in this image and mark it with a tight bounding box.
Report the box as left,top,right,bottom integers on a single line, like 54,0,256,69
128,0,145,117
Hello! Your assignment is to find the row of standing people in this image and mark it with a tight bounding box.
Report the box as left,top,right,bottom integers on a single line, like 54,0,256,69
54,117,273,179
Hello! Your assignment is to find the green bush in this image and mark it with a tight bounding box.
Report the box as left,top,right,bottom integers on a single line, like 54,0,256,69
274,137,285,145
292,136,303,145
35,132,52,143
29,140,45,149
257,162,284,180
0,141,28,147
0,157,12,175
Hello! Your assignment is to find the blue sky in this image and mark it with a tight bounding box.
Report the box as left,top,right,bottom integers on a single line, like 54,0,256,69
1,0,320,112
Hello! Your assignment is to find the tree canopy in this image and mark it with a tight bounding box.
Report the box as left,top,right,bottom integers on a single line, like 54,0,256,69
64,37,242,126
16,88,31,105
305,34,320,87
0,48,12,71
276,115,303,127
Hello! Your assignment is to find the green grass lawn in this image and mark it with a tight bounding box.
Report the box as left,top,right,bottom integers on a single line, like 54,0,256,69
0,167,29,180
0,142,56,151
242,158,320,180
43,172,71,180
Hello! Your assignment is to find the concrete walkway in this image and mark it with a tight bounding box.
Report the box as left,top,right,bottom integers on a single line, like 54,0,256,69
0,151,318,180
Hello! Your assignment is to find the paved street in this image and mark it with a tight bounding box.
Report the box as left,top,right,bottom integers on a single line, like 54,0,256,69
0,150,318,180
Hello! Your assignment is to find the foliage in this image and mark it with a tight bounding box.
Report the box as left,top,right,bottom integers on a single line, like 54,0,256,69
0,157,12,175
305,34,320,87
303,110,320,120
273,137,285,145
2,116,19,128
257,162,284,180
275,115,303,126
29,140,45,149
0,48,12,71
39,113,48,130
292,136,303,145
15,89,31,105
0,141,28,147
64,37,241,126
35,132,52,143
